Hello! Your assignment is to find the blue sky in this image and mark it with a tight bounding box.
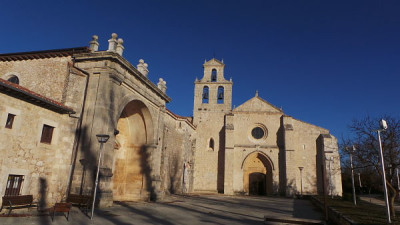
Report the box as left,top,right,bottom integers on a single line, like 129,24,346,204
1,0,399,139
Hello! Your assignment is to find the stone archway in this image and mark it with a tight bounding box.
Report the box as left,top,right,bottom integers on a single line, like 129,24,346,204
112,100,153,201
242,152,273,195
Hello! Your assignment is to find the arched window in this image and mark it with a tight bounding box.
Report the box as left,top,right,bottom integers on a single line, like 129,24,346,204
209,138,214,150
211,69,217,82
217,86,224,104
202,86,209,104
7,75,19,85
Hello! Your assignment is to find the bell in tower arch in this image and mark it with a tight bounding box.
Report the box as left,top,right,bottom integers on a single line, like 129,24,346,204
218,92,224,100
211,69,217,82
203,92,209,99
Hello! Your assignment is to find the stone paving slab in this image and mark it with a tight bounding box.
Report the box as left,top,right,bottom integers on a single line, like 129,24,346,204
0,194,323,225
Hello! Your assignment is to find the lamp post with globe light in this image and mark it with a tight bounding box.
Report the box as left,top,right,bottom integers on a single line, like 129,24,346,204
377,119,390,223
347,145,357,206
298,167,304,198
91,134,110,220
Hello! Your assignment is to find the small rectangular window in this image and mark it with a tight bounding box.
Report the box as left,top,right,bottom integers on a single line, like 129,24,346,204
5,113,15,129
5,175,24,196
40,124,54,144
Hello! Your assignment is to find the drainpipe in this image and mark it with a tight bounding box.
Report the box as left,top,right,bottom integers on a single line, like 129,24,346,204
66,58,90,198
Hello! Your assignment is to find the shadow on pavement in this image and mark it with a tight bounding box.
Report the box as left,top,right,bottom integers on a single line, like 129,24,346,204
293,198,323,220
113,201,175,225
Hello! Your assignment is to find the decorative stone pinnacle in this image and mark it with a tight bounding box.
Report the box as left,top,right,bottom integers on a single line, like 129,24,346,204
89,35,99,52
157,78,167,93
255,90,259,97
108,33,118,52
137,59,149,77
116,38,124,56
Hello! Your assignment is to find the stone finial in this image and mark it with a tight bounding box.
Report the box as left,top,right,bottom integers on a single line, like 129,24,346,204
255,90,259,97
137,59,149,77
89,35,99,52
107,33,118,52
116,38,124,56
157,78,167,93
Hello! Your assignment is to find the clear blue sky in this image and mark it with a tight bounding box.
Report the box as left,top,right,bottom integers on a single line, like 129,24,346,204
1,0,399,139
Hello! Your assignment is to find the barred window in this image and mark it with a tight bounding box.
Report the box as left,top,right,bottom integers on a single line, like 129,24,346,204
5,175,24,196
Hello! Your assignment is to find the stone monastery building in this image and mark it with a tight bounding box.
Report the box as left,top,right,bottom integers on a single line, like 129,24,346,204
0,34,342,207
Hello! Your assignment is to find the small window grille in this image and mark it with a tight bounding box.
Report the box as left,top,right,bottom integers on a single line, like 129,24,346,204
40,124,54,144
5,113,15,129
5,175,24,196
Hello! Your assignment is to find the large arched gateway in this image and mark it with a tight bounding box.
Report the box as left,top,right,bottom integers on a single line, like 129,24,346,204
113,100,154,201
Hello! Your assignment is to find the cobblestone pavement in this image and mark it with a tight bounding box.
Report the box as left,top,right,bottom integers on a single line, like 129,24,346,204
0,194,323,225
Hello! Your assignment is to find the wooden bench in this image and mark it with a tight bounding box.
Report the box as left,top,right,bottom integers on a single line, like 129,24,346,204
0,195,35,216
49,203,72,221
66,194,91,214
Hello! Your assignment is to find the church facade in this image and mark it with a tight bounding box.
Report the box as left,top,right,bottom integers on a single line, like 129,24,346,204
0,34,341,207
191,58,342,197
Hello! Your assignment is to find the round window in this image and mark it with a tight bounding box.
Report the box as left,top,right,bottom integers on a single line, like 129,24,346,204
251,127,265,139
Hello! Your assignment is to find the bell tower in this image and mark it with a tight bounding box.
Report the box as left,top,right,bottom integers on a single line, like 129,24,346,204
193,58,233,125
192,58,233,193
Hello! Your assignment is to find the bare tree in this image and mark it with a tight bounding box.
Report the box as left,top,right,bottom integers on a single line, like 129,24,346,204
341,116,400,217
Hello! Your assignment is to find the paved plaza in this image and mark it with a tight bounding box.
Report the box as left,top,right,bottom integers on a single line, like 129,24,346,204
0,194,323,225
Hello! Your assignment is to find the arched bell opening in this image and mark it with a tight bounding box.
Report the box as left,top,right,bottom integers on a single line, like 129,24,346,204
242,151,273,196
112,100,154,201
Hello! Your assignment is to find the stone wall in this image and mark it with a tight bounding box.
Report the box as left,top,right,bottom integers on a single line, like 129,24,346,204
0,57,72,103
160,110,195,196
0,93,78,207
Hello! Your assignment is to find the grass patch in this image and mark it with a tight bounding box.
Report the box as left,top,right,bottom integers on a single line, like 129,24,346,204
315,196,400,225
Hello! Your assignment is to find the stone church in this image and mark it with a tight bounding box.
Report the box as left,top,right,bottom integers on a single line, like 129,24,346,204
0,34,342,207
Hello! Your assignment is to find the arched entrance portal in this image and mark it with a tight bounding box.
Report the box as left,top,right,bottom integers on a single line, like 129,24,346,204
112,100,153,201
243,152,273,195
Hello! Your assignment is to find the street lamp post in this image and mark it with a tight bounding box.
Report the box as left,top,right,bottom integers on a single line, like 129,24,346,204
298,167,304,198
349,145,357,206
397,168,400,192
377,119,391,224
91,134,110,220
